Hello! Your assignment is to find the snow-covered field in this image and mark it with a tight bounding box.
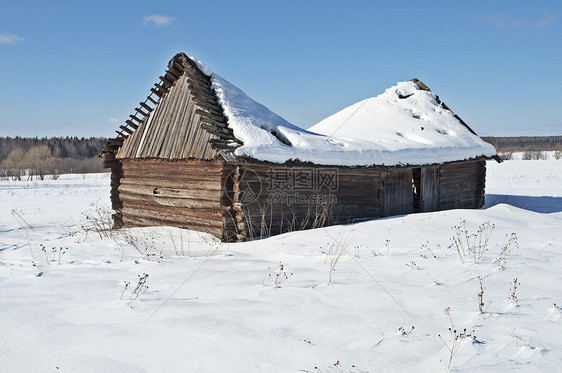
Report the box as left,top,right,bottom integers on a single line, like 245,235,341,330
1,160,561,372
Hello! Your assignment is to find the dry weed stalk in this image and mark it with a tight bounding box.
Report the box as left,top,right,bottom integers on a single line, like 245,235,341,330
438,307,477,370
477,275,484,313
450,220,495,263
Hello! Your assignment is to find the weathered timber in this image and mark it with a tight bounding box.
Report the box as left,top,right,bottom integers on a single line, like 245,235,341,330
159,75,174,87
154,82,168,94
129,115,142,124
139,102,153,113
146,95,158,105
125,120,139,129
119,177,221,191
120,125,133,134
150,87,163,98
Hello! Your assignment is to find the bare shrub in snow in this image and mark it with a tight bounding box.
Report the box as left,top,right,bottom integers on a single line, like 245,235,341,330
78,202,113,239
323,230,355,284
450,220,495,263
39,244,67,265
421,240,438,260
477,275,485,313
169,229,191,256
438,307,477,370
399,325,415,338
301,360,363,373
554,151,562,160
522,151,533,160
496,233,519,268
116,230,163,260
121,273,149,300
405,260,420,270
510,278,520,304
264,261,293,287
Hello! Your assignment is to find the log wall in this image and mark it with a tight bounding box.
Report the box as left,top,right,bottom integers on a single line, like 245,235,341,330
438,160,486,210
231,164,382,239
111,158,486,242
117,159,227,239
231,160,486,239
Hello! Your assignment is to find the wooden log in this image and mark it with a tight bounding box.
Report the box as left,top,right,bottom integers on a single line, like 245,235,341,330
120,125,133,134
118,184,220,201
173,60,186,74
195,109,227,123
139,102,153,113
154,82,168,94
192,98,222,112
150,87,163,98
122,212,223,238
125,120,138,130
189,86,214,102
166,68,180,80
129,115,143,123
187,79,213,95
146,95,158,105
120,176,221,191
115,130,127,138
122,170,222,184
159,75,174,87
134,107,149,117
123,158,223,170
122,198,225,218
120,193,223,210
121,206,224,228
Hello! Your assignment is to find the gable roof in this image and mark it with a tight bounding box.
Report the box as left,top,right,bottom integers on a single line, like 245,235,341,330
103,52,497,166
114,53,241,160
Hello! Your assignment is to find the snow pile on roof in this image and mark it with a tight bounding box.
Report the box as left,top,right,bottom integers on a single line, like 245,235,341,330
193,58,496,166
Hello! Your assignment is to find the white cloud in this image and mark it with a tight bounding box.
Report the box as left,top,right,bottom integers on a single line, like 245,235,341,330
473,11,557,29
0,33,25,45
474,13,524,29
536,10,556,28
107,117,121,124
142,15,175,27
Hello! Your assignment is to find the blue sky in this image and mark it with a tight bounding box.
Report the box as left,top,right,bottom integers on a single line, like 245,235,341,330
1,0,561,138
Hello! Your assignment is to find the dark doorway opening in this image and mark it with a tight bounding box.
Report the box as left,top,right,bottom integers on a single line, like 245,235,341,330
412,168,421,213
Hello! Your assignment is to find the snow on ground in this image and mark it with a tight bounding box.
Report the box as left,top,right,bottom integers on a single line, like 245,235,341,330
193,57,495,166
1,160,561,372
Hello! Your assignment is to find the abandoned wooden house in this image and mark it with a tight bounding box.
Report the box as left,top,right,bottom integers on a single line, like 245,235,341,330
101,52,499,242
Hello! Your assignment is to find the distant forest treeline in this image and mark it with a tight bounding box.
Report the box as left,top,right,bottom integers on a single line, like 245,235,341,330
0,136,107,161
0,136,108,179
482,136,562,152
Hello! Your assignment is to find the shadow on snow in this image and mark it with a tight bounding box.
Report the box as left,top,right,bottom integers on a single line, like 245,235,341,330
484,194,562,213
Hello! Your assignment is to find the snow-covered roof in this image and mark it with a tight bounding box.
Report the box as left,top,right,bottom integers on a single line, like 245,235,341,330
194,58,496,167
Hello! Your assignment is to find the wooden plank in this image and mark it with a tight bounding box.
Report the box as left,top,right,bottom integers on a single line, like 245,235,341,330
146,95,158,105
125,120,139,129
150,87,163,98
122,206,223,228
380,169,413,217
154,82,168,94
421,166,439,212
120,193,222,210
122,212,223,239
118,184,220,201
120,125,133,134
120,177,221,191
139,102,153,113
